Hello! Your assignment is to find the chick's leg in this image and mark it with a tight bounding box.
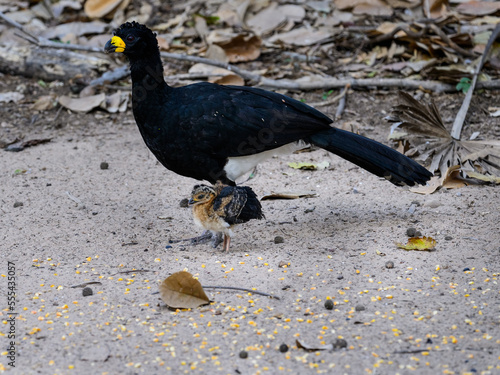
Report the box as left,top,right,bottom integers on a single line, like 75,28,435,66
169,230,213,245
222,235,231,252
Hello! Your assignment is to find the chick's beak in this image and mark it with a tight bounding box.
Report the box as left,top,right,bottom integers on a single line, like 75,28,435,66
188,198,196,206
104,36,126,54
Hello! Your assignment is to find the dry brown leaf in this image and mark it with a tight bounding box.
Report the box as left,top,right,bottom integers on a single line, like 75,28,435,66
216,0,251,27
456,1,500,16
268,27,331,46
466,171,500,184
31,94,57,111
353,0,393,16
426,0,449,19
409,175,441,194
58,93,105,113
261,191,317,200
246,3,287,35
84,0,130,18
296,339,334,351
159,271,210,309
215,34,262,63
441,165,468,189
396,236,436,251
188,63,242,85
212,75,245,86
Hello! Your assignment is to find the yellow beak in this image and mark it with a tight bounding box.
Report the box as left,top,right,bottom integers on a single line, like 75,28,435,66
104,36,126,53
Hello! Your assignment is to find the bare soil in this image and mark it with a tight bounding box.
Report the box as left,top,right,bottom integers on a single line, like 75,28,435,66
1,76,499,375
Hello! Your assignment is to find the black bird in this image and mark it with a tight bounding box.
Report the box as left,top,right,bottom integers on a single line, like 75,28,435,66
189,181,264,252
104,22,432,187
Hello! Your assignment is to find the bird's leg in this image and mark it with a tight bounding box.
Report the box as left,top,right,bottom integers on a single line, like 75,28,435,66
222,235,231,252
169,230,213,245
211,232,223,248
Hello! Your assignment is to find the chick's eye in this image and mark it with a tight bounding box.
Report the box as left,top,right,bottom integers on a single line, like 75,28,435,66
126,35,135,42
197,194,204,199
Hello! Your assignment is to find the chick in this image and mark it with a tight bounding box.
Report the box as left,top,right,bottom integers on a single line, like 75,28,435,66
189,182,264,252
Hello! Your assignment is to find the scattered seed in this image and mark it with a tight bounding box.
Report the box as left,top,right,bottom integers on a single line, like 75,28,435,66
279,344,289,353
337,275,344,280
239,350,248,359
324,300,334,310
463,267,470,272
82,287,93,297
445,236,453,241
13,201,23,208
274,236,284,244
385,261,395,269
100,162,109,170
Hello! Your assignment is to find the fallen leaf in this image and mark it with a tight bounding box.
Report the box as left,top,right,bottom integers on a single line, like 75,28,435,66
41,21,108,39
409,175,441,194
31,94,57,111
58,94,106,113
296,339,334,351
0,92,24,103
396,237,436,251
261,191,317,200
288,161,330,170
159,271,210,309
268,27,331,46
441,165,468,189
215,34,262,63
84,0,130,18
466,171,500,184
211,75,245,86
246,3,287,35
456,1,500,16
488,107,500,117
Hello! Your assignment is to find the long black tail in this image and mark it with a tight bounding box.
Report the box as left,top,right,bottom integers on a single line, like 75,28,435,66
309,128,432,186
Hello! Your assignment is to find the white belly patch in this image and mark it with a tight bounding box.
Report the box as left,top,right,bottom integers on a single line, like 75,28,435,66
224,141,309,181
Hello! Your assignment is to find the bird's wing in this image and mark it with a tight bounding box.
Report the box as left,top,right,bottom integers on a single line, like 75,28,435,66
169,82,333,158
212,186,248,225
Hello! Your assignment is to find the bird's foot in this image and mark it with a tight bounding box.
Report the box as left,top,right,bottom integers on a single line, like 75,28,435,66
169,230,214,246
169,231,224,247
211,232,223,249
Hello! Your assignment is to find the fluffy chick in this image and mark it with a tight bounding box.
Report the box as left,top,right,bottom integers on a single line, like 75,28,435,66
189,182,264,252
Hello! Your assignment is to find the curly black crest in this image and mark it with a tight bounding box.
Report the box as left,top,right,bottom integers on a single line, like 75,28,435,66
115,21,156,37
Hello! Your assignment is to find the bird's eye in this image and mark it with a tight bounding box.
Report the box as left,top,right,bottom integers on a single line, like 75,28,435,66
197,194,204,199
126,35,135,42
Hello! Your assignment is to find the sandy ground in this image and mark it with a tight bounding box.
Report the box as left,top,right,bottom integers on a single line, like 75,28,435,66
1,83,499,375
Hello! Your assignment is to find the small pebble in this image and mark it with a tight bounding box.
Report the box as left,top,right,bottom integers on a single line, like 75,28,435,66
179,198,189,208
100,162,109,170
274,236,284,244
279,344,288,353
239,350,248,359
406,227,422,237
324,300,334,310
463,267,470,272
333,338,347,349
13,201,23,208
385,261,395,269
355,305,365,312
445,235,453,241
304,206,315,213
337,275,344,280
165,245,172,249
82,287,93,297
